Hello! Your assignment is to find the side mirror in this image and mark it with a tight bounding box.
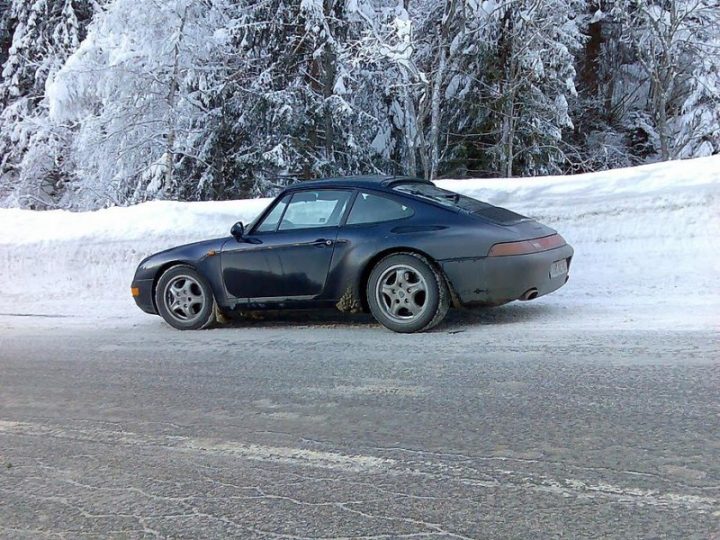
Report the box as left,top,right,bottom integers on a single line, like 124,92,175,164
231,221,245,240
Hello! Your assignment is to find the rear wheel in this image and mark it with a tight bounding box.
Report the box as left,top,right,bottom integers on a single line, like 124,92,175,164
367,253,449,333
155,265,217,330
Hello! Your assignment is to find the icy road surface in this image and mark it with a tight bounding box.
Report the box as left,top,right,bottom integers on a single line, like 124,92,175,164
1,156,719,537
0,308,719,539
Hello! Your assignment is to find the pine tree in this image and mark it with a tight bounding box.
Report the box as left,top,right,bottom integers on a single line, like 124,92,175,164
47,0,233,207
0,0,99,208
395,0,587,178
210,0,393,199
625,0,720,159
0,0,13,70
466,0,587,177
0,0,718,210
676,31,720,157
589,0,720,163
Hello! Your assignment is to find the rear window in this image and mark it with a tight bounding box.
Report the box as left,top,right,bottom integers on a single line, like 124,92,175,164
393,182,527,225
347,192,413,225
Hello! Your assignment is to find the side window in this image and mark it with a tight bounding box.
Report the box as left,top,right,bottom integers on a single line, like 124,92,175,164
279,190,352,231
347,192,414,225
255,194,291,233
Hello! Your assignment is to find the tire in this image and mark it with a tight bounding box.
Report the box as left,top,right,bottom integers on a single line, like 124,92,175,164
367,252,449,333
155,265,218,330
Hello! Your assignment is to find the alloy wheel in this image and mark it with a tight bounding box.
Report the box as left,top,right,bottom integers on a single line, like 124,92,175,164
375,264,429,322
164,275,206,323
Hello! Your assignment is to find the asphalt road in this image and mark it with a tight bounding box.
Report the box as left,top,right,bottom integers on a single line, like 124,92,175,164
1,307,719,539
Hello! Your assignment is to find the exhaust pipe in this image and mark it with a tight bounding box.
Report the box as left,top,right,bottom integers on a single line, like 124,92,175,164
520,288,539,301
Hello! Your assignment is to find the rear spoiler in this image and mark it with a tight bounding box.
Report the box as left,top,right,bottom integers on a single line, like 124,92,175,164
382,177,434,188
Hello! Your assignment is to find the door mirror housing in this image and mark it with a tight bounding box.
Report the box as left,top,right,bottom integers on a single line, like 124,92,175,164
231,221,245,240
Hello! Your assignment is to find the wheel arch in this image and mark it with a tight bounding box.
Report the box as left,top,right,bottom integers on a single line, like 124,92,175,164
151,261,198,312
358,247,459,312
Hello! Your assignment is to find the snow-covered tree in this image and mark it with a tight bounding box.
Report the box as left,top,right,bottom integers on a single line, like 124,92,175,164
0,1,12,69
0,0,718,210
212,0,394,197
614,0,720,160
367,0,586,179
582,0,720,164
47,0,233,207
357,0,499,179
467,0,587,177
0,0,99,207
344,1,426,176
623,0,720,159
675,31,720,158
409,0,507,178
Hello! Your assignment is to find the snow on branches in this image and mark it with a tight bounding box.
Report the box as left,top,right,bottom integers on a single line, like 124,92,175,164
0,0,718,209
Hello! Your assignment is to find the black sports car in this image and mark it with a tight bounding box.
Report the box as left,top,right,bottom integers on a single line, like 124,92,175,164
131,176,573,333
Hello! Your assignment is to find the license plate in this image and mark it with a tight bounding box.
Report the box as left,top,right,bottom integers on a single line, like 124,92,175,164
550,259,568,279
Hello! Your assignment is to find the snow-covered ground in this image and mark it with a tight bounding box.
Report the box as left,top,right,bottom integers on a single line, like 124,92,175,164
1,156,718,332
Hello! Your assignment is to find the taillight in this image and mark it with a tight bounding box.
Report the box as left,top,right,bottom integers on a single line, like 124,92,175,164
488,234,566,257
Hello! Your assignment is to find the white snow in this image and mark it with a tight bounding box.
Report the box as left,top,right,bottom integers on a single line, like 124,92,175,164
0,156,718,332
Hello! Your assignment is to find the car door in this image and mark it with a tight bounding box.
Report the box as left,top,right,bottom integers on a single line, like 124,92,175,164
220,193,291,301
222,189,353,302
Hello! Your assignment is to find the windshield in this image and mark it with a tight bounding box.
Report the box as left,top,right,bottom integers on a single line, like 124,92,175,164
393,182,528,225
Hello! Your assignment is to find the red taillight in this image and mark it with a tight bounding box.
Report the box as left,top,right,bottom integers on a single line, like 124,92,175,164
488,234,566,257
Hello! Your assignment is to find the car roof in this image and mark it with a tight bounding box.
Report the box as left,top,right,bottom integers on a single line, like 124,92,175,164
285,175,432,191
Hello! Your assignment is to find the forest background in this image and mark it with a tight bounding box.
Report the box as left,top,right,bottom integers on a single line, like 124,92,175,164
0,0,717,210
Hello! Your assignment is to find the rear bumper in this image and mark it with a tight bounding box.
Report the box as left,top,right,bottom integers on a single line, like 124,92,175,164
131,278,157,314
440,244,574,307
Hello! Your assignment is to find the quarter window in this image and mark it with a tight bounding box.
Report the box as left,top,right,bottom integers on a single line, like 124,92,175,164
347,192,414,225
279,190,352,231
255,194,291,233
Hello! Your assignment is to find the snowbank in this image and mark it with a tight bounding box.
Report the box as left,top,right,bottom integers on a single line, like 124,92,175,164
1,156,718,330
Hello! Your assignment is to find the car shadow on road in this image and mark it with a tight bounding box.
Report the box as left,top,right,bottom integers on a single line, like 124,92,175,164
222,302,557,332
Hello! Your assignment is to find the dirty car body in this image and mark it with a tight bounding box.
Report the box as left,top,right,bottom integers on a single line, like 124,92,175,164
132,176,573,333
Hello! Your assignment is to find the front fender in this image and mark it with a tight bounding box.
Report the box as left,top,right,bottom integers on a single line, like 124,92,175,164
132,237,229,308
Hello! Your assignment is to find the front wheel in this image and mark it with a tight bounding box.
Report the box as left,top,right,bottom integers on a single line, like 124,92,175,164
155,265,217,330
367,253,449,333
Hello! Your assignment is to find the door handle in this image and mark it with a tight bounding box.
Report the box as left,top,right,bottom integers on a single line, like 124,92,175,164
313,239,333,247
